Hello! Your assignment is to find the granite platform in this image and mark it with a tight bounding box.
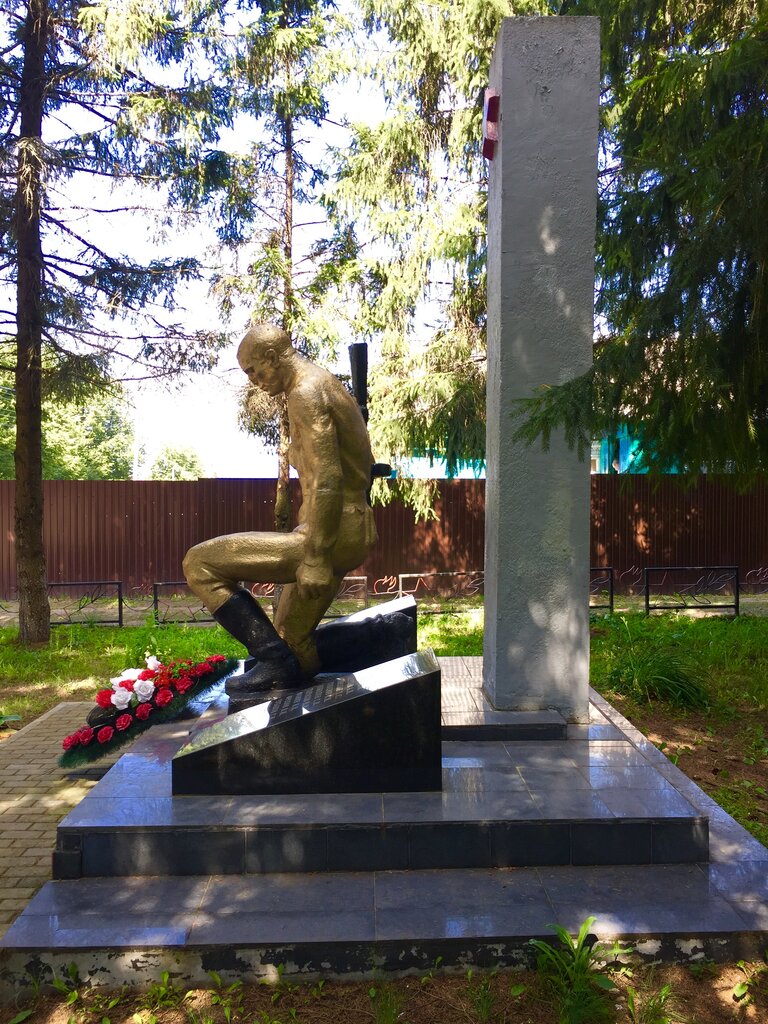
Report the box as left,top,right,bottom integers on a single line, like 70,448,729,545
1,657,767,997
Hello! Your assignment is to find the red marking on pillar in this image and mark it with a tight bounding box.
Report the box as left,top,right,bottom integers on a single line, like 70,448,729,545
483,89,500,160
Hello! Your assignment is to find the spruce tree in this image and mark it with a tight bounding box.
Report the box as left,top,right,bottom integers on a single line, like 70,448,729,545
328,0,547,515
1,0,231,641
517,1,768,480
208,0,360,531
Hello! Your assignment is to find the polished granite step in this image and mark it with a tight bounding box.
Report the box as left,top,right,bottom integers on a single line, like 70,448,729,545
51,688,708,879
6,675,768,997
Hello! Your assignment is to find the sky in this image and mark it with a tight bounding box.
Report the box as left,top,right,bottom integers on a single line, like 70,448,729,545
128,352,280,479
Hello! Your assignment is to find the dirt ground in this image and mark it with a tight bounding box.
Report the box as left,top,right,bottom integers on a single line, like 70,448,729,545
14,961,768,1024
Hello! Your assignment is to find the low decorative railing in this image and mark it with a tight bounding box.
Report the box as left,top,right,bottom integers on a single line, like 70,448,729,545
643,566,740,616
23,564,768,627
589,567,614,614
48,581,123,627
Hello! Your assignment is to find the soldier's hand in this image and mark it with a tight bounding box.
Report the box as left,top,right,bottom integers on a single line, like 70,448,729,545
296,558,334,600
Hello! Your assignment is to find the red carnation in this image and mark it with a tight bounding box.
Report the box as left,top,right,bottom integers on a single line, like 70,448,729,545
115,714,133,732
138,668,156,681
208,654,226,663
78,727,94,745
97,726,114,744
95,689,114,708
119,679,135,692
175,675,194,694
135,702,153,721
62,732,80,751
154,687,173,707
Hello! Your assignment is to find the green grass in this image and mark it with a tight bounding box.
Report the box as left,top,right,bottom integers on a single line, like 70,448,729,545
419,607,484,656
590,612,768,710
4,608,768,726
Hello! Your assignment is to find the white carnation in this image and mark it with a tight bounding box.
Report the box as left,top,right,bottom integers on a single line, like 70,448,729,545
145,655,162,671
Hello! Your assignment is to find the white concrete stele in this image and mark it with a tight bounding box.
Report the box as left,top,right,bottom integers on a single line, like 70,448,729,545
483,17,599,722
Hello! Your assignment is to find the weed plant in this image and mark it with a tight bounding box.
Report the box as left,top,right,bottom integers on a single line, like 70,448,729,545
529,916,618,1024
464,967,497,1022
591,612,768,710
626,972,687,1023
368,982,404,1024
604,618,709,708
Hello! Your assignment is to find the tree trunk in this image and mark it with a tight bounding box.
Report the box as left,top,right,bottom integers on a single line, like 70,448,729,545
15,0,51,643
273,45,296,536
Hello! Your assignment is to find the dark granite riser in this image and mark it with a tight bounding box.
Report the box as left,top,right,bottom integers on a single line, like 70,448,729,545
441,720,567,741
53,816,708,879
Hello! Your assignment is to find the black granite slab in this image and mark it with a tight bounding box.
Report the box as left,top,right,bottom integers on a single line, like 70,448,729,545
172,650,442,795
49,675,711,881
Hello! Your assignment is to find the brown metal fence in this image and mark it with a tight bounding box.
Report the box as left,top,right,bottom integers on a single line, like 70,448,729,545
2,476,768,599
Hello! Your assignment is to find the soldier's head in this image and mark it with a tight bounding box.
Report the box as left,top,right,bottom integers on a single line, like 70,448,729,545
238,324,295,397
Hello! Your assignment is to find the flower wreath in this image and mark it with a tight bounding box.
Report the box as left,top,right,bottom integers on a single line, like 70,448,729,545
59,654,237,768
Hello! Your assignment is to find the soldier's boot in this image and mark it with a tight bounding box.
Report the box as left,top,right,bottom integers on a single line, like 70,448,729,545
214,588,306,693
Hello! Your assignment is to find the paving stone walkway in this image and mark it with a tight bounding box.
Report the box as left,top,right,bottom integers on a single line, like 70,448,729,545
0,704,118,938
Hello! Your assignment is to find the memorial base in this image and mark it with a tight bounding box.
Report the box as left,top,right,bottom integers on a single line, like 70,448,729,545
173,651,442,796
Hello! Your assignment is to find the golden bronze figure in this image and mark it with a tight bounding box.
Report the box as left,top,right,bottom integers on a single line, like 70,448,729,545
183,324,378,691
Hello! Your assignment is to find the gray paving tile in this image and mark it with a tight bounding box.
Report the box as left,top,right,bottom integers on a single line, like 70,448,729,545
18,877,209,916
87,753,173,796
441,691,481,711
708,821,768,863
549,899,749,936
705,861,768,900
383,791,541,823
729,900,768,930
375,866,548,906
576,767,686,791
571,744,654,767
11,681,768,962
598,789,699,818
441,742,514,765
61,796,233,828
198,872,375,914
375,901,555,940
1,915,191,948
537,864,711,902
518,769,593,790
567,725,625,741
530,791,615,819
441,766,529,794
190,910,376,944
503,742,582,769
225,793,384,825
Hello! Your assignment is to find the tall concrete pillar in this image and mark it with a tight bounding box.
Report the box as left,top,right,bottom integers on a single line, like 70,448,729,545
483,17,599,722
